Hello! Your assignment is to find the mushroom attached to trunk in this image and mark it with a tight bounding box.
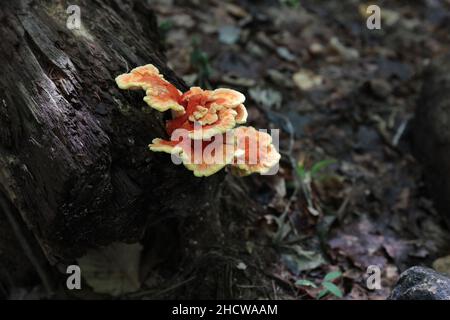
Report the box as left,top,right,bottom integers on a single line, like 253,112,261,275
116,64,280,177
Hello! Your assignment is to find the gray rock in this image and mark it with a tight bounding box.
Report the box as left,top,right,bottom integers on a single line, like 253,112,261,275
389,266,450,300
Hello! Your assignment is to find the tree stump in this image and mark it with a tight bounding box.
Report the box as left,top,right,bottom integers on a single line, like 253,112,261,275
0,0,241,297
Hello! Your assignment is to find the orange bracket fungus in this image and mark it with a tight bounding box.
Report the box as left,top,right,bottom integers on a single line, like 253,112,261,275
115,64,280,177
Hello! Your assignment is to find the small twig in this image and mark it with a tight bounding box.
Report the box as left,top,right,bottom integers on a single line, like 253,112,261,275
272,280,278,300
275,113,301,236
370,114,403,154
254,265,297,297
392,117,410,146
336,192,351,220
128,276,196,299
278,234,312,246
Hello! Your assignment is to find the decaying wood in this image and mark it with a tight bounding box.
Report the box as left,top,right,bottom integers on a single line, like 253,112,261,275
0,0,223,265
412,55,450,227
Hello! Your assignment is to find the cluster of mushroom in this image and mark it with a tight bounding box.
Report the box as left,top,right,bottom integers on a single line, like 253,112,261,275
115,64,280,177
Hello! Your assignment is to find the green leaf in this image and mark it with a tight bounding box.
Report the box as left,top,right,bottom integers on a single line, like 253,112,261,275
190,36,212,88
280,0,300,8
322,281,343,298
316,289,328,300
295,163,306,179
77,242,143,297
158,20,173,32
295,279,317,288
281,245,325,274
324,271,342,282
310,159,336,177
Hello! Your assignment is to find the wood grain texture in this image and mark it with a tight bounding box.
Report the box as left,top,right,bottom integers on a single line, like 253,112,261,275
0,0,222,262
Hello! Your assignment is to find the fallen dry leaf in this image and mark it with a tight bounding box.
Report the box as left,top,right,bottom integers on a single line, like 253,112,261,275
293,69,323,91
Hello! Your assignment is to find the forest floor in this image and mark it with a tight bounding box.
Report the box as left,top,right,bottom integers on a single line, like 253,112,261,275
153,0,450,299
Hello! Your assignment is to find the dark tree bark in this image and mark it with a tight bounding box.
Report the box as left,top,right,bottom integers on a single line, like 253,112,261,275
412,55,450,227
0,0,270,300
0,0,225,272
